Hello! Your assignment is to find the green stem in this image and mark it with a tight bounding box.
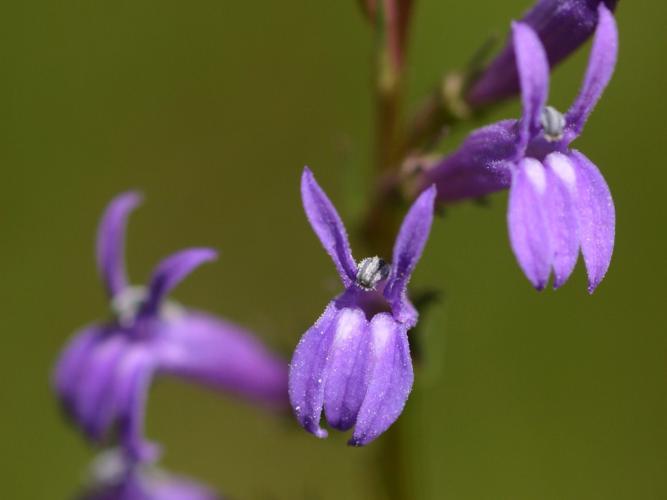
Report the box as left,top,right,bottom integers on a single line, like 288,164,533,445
365,19,414,500
360,19,501,500
374,419,413,500
362,43,406,256
361,36,499,242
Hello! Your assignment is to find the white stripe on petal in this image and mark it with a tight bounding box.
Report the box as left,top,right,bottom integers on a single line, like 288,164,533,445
524,158,547,194
547,152,577,189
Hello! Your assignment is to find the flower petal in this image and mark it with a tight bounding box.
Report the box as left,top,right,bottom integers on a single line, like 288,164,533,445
349,314,413,446
569,150,615,293
544,152,580,288
301,168,357,287
96,192,143,298
468,0,618,107
80,452,220,500
158,311,289,407
507,158,552,289
423,120,516,202
74,334,128,441
142,471,219,500
142,248,218,316
384,186,436,326
512,22,550,152
565,4,618,137
288,302,341,438
115,348,160,462
322,308,371,431
53,324,106,415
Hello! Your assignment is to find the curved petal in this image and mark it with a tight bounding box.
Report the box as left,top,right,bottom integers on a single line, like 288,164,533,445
73,334,128,441
467,1,618,107
544,153,580,288
423,120,517,203
288,302,340,438
512,22,550,152
158,312,289,408
508,158,552,290
96,192,143,298
115,348,160,462
349,314,413,446
142,248,217,316
569,150,615,293
565,5,618,137
301,168,357,287
384,186,436,325
53,324,106,414
60,347,159,464
322,308,371,431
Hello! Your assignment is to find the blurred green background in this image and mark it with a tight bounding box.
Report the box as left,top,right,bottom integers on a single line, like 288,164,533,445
2,1,666,499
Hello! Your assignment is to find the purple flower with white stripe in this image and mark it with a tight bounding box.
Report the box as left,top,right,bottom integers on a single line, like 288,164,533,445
289,168,436,446
77,449,219,500
54,192,288,461
423,4,617,292
468,0,619,106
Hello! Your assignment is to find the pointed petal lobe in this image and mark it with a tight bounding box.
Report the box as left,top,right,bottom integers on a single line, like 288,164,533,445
467,0,618,107
96,192,142,298
288,302,340,438
142,248,217,316
508,159,552,289
53,325,106,413
544,153,580,288
349,314,413,446
512,22,549,151
115,348,160,462
566,5,618,136
74,335,128,440
385,186,436,324
301,168,357,287
323,309,371,431
569,151,615,292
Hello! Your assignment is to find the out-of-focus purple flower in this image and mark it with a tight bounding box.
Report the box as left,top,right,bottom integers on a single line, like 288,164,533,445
289,168,436,446
54,192,288,461
423,5,617,292
77,449,219,500
468,0,618,107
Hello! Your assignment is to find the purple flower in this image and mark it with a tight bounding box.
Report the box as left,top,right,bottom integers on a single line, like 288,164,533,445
77,449,220,500
289,168,436,446
423,5,617,293
54,192,288,461
468,0,619,106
